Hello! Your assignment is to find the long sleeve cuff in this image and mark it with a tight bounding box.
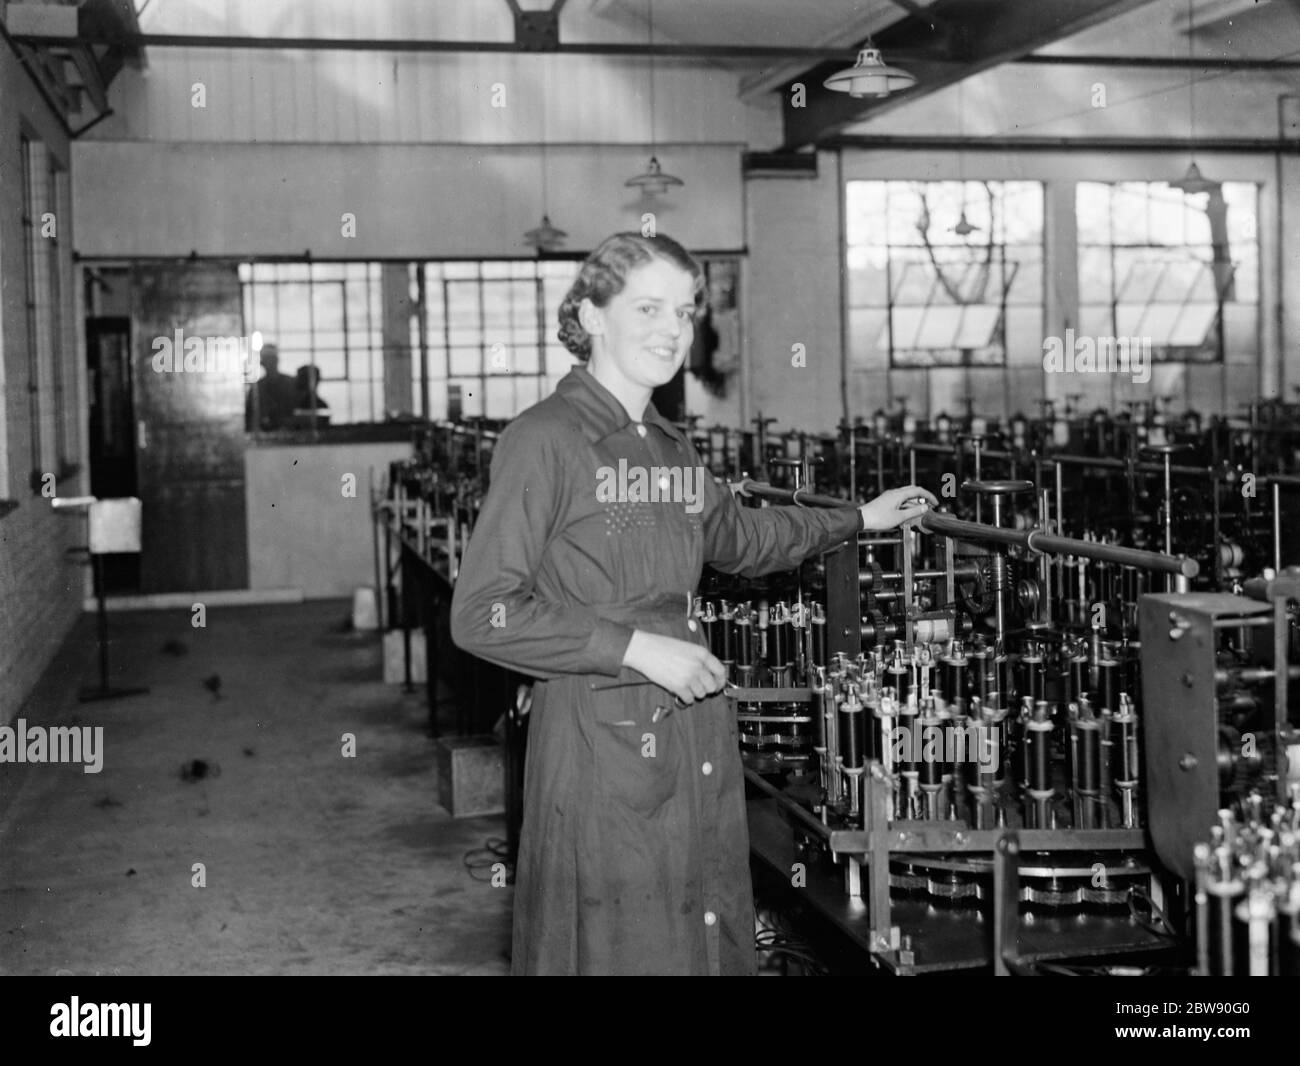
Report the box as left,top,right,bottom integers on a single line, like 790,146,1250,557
586,619,636,677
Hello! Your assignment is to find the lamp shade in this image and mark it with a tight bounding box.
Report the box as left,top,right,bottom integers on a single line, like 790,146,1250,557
523,214,567,251
823,47,916,99
1170,161,1219,196
625,156,684,195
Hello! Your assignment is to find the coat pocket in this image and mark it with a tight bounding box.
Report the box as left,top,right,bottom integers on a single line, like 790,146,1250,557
589,689,678,817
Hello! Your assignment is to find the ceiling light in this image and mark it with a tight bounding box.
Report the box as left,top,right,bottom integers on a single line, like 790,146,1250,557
625,156,684,196
1170,160,1219,195
1173,0,1219,196
823,47,916,99
523,214,567,252
624,1,684,196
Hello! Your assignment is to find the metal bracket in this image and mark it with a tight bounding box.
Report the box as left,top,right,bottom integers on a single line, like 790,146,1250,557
504,0,568,51
992,831,1020,976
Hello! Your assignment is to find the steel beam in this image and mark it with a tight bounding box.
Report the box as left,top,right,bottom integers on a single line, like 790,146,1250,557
781,0,1157,150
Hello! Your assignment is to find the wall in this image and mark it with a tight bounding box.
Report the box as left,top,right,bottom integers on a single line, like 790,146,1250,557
245,441,412,599
72,142,745,259
85,0,781,148
0,34,87,723
744,154,846,435
66,0,1300,440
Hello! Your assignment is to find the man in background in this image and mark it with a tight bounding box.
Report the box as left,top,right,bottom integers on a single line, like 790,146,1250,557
246,343,297,431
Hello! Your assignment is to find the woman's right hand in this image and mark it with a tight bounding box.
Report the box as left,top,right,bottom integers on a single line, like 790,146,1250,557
622,630,727,705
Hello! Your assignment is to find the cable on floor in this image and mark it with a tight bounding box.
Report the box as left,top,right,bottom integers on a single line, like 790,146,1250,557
463,837,514,884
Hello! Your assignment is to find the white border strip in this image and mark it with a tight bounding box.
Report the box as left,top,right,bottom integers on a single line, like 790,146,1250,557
84,588,305,612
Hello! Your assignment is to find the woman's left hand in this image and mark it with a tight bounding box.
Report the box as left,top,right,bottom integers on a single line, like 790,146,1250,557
859,485,938,530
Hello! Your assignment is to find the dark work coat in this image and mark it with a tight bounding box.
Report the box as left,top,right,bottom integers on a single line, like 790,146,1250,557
450,367,862,975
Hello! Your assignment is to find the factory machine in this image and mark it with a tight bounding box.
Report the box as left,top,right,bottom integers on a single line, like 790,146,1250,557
374,421,504,734
697,403,1299,975
384,403,1300,974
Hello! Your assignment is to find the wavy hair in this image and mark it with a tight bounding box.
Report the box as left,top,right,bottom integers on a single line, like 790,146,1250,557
557,233,705,360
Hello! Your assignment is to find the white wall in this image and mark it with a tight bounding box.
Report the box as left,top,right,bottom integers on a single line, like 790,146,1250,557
87,0,782,147
744,154,846,435
245,441,412,599
72,142,745,258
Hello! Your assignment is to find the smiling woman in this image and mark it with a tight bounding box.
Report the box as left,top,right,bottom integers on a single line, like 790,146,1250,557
449,231,934,976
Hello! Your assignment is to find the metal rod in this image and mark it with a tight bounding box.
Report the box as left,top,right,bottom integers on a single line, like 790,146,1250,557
739,479,1199,576
743,768,830,840
1273,480,1283,573
1037,452,1211,478
919,512,1199,577
737,480,858,510
1026,529,1198,578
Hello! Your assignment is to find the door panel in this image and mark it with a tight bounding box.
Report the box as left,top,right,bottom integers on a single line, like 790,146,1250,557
131,263,249,592
86,317,141,593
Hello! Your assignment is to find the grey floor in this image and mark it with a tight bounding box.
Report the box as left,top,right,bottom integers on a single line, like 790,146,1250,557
0,600,511,975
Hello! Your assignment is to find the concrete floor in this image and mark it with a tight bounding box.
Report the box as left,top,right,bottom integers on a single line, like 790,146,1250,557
0,601,511,975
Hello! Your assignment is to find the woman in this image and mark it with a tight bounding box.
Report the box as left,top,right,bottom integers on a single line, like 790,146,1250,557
450,232,935,975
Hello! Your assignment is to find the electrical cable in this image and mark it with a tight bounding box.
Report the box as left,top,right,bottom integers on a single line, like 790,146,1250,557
463,836,513,883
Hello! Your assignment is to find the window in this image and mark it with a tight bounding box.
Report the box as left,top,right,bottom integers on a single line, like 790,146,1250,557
239,262,383,426
47,160,71,472
412,260,582,421
845,180,1045,368
20,135,42,486
1076,181,1259,363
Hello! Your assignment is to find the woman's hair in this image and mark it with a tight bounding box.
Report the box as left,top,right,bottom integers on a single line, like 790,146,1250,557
557,232,705,360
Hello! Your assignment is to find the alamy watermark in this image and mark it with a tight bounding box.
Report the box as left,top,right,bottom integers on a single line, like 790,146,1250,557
151,328,263,382
887,721,998,774
596,459,706,514
0,719,103,773
50,998,150,1046
1042,329,1151,385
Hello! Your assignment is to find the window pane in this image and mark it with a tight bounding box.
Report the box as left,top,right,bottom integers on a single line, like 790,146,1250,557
450,348,480,376
515,376,542,409
450,377,483,416
847,308,889,367
1077,181,1257,365
485,376,516,419
512,344,540,374
426,379,449,420
317,381,349,418
310,349,346,379
276,284,312,335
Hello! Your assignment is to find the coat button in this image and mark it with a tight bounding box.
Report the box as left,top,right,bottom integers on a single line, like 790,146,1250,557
635,424,647,437
702,761,713,775
704,910,717,926
687,619,698,632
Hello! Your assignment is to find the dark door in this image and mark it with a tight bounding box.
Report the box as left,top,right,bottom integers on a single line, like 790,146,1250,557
131,262,249,593
86,316,141,593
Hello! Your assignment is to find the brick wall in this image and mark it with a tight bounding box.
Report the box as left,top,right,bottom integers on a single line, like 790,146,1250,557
0,37,87,722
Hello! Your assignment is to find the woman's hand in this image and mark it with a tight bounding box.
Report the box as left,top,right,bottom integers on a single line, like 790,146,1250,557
622,631,727,705
859,485,939,530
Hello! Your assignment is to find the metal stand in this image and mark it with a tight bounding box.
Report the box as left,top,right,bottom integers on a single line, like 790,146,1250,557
79,553,149,703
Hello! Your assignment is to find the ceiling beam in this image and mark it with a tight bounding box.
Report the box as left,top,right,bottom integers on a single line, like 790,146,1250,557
738,3,918,101
1017,52,1300,69
825,133,1300,152
780,0,1159,150
9,32,872,58
10,31,1297,69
